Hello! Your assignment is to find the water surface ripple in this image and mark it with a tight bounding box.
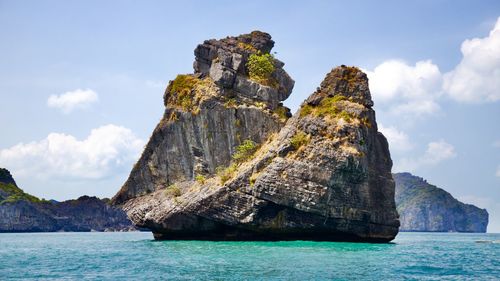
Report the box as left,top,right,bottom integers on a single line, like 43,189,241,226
0,232,498,280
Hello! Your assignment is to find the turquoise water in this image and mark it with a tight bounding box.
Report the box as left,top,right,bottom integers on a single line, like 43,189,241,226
0,232,498,280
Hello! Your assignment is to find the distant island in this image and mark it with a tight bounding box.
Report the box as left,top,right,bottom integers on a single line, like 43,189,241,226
0,168,134,232
394,172,488,233
2,167,488,234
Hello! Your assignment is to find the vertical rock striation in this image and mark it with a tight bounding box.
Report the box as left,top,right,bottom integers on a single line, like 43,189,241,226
113,32,399,242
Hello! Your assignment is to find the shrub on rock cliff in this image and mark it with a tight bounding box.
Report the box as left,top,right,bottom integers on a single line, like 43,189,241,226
195,174,206,184
232,139,258,163
300,95,356,123
273,105,289,121
290,131,310,150
216,164,238,184
215,140,259,184
166,74,200,111
237,42,257,52
165,184,181,197
247,53,275,85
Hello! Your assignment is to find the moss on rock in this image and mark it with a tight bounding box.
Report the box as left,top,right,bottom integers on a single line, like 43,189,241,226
0,182,43,205
299,95,357,123
246,53,277,87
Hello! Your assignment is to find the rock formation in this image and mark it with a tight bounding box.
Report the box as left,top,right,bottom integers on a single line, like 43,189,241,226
0,168,135,232
394,172,488,232
113,31,294,204
112,31,400,242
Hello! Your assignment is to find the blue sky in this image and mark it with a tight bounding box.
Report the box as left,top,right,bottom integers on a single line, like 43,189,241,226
0,0,499,232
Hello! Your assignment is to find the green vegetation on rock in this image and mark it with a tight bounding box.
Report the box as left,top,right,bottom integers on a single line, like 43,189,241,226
340,66,360,83
166,74,201,111
0,182,43,205
234,118,242,127
232,139,258,163
195,174,206,184
216,164,238,184
321,66,361,93
246,53,275,86
165,184,181,197
216,140,260,184
273,106,289,122
338,111,352,122
224,97,237,108
249,172,259,186
299,95,357,123
290,131,310,150
237,42,257,52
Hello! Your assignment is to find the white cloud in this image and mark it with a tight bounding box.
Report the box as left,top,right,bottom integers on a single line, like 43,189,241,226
365,17,500,121
422,140,457,165
443,17,500,103
379,125,413,151
0,125,144,181
394,140,456,172
496,165,500,177
47,89,99,113
365,60,442,118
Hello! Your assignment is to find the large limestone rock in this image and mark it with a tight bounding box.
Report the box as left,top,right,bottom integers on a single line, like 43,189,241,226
394,172,488,232
113,31,294,204
113,32,399,242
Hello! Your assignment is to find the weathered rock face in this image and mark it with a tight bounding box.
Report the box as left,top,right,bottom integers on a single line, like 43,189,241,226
193,31,294,109
113,32,399,242
0,201,59,232
394,172,488,233
0,196,135,232
0,169,135,232
45,196,136,232
113,31,294,204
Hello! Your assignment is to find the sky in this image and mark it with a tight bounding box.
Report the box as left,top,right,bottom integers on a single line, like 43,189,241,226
0,0,499,232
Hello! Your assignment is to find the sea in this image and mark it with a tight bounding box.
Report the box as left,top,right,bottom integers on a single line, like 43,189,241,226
0,232,498,280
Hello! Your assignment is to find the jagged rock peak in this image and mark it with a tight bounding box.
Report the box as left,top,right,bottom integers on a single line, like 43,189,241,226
113,32,294,205
183,31,295,109
195,31,275,64
0,168,16,186
194,31,275,77
304,65,374,108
